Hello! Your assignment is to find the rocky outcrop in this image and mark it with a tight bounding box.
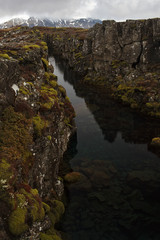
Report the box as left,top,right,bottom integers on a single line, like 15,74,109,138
0,27,75,239
88,19,160,78
40,18,160,118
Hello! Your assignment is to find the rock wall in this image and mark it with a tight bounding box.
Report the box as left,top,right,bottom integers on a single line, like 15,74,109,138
44,18,160,79
0,27,75,239
87,18,160,81
40,18,160,118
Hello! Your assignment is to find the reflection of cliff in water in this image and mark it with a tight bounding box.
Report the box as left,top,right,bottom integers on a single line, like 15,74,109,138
55,56,160,145
52,56,160,240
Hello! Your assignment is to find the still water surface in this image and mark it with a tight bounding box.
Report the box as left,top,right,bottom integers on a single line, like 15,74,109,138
49,56,160,240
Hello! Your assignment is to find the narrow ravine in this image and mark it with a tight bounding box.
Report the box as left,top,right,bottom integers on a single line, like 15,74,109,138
49,56,160,240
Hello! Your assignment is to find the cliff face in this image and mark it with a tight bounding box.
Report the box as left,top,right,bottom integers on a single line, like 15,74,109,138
42,18,160,118
45,18,160,78
0,27,75,239
87,18,160,80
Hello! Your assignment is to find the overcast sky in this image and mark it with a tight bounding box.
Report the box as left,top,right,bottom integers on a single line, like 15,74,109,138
0,0,159,23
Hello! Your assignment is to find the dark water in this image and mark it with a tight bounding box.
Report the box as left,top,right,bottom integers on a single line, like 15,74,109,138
49,56,160,240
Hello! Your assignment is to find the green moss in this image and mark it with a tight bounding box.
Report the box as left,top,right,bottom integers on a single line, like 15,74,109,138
41,41,47,46
47,135,52,141
151,137,160,147
75,52,83,59
14,193,27,209
0,160,13,194
0,159,12,181
19,188,45,221
23,44,40,50
42,58,49,71
30,204,45,221
42,202,51,213
44,46,48,50
41,101,55,110
58,85,66,96
8,207,29,236
50,80,58,88
18,57,24,62
54,200,65,217
8,185,46,236
54,34,62,41
30,188,39,195
19,86,30,95
26,81,34,87
146,102,160,110
44,72,50,81
3,50,17,57
40,41,48,50
33,114,48,136
0,53,10,60
44,73,57,83
0,106,32,163
64,117,72,127
49,73,57,80
40,83,58,110
48,200,65,224
41,85,57,97
48,212,57,226
65,96,70,102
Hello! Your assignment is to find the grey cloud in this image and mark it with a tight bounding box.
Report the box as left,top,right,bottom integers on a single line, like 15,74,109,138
0,0,82,19
0,0,159,21
91,0,160,20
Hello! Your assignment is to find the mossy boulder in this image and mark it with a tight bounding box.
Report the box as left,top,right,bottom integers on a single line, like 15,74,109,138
150,137,160,147
8,207,29,236
64,172,82,183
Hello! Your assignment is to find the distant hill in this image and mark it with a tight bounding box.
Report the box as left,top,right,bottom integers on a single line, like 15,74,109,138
0,17,102,29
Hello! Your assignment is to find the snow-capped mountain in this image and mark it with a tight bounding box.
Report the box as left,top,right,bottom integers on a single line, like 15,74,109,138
0,17,102,29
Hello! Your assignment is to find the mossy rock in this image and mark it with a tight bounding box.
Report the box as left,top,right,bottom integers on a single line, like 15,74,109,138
58,85,66,96
41,101,55,110
0,159,15,200
19,188,45,221
48,200,65,224
33,114,48,136
8,207,29,236
64,172,82,183
0,160,13,185
41,86,58,96
19,86,31,95
0,53,10,60
47,135,52,141
49,73,57,80
42,202,51,213
50,80,58,88
23,44,40,50
0,106,32,166
150,137,160,147
42,58,49,71
40,41,47,46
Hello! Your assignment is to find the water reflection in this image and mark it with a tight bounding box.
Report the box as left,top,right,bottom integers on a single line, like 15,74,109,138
50,56,160,240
